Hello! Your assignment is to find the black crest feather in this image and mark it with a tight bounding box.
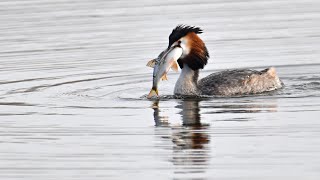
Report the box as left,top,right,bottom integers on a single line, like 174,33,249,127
168,25,203,47
168,25,210,70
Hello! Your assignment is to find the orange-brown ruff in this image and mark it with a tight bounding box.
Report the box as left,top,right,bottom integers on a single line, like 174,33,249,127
177,32,209,71
164,25,283,96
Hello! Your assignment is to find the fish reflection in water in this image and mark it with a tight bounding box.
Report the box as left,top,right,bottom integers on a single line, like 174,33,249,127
152,99,210,175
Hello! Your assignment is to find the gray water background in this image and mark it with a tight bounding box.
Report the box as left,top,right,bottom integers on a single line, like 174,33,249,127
0,0,320,179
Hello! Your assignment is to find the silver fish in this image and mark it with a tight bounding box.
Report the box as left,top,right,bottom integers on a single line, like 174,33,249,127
146,45,182,98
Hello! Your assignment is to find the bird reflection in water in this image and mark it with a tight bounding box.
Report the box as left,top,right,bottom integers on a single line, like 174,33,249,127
152,99,210,176
151,97,278,177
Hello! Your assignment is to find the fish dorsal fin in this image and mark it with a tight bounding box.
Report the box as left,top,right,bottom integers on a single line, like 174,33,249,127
146,59,156,68
171,60,179,72
161,74,168,81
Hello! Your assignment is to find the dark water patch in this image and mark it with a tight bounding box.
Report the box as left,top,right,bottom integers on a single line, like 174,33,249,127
0,77,57,85
0,112,37,116
41,113,77,116
0,102,37,106
296,76,320,81
292,82,320,90
202,103,277,114
58,105,146,110
0,47,86,56
5,77,112,94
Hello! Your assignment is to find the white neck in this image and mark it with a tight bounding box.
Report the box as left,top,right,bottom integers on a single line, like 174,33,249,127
174,64,199,96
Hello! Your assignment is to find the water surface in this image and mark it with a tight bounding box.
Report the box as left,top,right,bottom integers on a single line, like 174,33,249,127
0,0,320,179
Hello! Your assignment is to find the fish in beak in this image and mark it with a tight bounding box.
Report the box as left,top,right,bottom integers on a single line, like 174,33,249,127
147,45,183,98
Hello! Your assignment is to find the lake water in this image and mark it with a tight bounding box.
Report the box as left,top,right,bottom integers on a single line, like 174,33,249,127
0,0,320,179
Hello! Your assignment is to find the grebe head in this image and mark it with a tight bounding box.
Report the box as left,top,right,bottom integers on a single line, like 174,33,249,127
168,25,210,71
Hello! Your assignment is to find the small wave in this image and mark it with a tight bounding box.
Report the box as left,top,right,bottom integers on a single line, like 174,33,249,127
137,94,262,101
291,82,320,91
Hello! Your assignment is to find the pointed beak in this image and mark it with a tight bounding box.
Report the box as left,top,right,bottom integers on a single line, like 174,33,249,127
159,44,183,62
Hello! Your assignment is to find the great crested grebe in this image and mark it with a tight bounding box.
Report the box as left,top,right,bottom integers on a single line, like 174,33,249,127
160,25,283,96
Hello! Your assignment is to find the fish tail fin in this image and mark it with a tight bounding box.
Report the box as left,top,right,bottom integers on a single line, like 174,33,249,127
147,88,159,98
